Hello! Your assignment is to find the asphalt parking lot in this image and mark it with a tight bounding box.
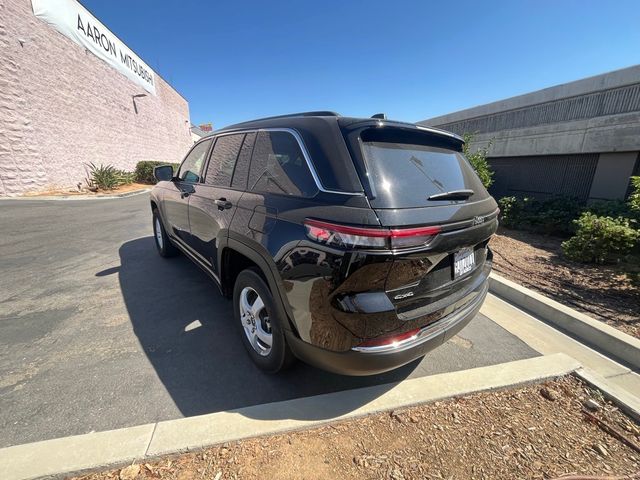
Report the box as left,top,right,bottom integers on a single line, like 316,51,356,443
0,194,538,448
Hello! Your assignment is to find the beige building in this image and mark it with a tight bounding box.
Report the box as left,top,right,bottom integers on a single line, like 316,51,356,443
190,125,208,143
0,0,193,196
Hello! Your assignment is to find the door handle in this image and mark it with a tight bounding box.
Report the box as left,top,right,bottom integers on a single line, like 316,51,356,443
214,198,233,210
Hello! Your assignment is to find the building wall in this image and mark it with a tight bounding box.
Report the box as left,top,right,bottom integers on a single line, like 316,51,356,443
419,65,640,201
431,82,640,136
422,65,640,128
0,0,193,196
589,152,639,200
488,153,599,201
446,112,640,159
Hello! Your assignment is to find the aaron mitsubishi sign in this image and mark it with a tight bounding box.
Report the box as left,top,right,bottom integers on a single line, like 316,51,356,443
31,0,157,95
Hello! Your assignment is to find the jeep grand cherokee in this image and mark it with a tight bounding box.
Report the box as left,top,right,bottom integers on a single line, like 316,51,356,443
150,112,498,375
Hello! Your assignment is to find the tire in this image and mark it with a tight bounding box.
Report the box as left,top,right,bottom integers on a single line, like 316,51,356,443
152,209,179,258
233,268,295,373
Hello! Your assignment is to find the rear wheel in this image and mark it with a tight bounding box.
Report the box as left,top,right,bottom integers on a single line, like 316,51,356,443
233,268,295,373
152,209,179,257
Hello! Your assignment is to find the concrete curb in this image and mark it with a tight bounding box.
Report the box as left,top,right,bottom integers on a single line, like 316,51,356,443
575,367,640,421
0,189,151,201
489,272,640,370
0,354,580,480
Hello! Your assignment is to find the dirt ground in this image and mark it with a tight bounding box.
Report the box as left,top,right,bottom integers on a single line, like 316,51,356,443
22,182,149,196
73,376,639,480
490,227,640,338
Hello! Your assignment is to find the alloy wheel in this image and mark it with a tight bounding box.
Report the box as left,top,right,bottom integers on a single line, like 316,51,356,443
154,217,164,250
238,286,272,356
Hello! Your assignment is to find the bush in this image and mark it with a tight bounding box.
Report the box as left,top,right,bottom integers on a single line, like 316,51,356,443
498,195,583,236
587,199,632,218
629,176,640,212
499,176,640,268
497,196,527,229
530,196,584,236
135,161,180,184
118,170,135,185
85,163,134,190
561,213,639,264
463,134,493,189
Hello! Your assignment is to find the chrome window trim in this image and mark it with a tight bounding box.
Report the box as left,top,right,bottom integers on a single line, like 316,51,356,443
209,128,364,196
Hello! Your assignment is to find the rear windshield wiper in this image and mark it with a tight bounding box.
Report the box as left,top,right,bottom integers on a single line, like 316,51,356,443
427,189,474,201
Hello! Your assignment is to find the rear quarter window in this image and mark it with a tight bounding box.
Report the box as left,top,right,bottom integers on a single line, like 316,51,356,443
248,131,318,197
231,132,256,190
205,134,244,187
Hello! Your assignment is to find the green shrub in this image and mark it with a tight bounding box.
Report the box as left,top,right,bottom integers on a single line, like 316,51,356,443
529,196,584,236
134,161,179,184
629,176,640,212
497,195,583,236
497,196,526,229
86,163,134,190
561,213,639,264
463,134,493,189
117,170,135,185
499,176,640,268
587,199,632,218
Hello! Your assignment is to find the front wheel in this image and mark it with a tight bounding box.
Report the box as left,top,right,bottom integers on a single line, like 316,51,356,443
152,209,179,258
233,268,295,373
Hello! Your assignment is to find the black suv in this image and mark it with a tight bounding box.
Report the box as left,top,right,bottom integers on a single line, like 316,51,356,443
150,112,498,375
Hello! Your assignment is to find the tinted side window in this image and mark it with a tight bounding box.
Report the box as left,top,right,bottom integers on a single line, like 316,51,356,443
231,132,256,190
178,139,211,182
248,131,318,197
205,134,244,187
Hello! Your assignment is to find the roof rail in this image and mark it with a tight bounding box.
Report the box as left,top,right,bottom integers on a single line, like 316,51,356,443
224,111,340,129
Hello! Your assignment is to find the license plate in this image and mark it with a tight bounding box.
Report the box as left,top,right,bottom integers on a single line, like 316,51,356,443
454,248,475,278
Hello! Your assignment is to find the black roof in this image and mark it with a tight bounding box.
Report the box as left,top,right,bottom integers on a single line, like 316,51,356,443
197,111,464,195
215,111,463,142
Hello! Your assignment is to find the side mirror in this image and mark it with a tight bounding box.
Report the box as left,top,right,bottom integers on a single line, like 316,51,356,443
154,165,174,182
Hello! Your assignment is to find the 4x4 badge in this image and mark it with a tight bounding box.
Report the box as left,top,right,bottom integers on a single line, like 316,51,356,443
394,291,415,300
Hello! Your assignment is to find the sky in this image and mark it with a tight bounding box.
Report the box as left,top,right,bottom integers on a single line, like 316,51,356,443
80,0,640,129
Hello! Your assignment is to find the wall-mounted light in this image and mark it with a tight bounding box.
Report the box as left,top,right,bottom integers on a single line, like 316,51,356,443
132,93,147,114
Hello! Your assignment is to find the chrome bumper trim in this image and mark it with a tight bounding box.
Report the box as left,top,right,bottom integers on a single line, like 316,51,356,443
351,281,488,354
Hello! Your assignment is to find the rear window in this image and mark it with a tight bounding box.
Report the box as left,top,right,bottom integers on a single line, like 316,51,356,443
360,140,486,209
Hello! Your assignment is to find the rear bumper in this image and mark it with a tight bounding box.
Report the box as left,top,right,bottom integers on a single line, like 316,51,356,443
286,278,488,376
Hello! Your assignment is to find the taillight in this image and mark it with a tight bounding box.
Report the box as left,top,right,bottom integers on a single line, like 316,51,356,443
303,219,440,249
357,328,421,348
